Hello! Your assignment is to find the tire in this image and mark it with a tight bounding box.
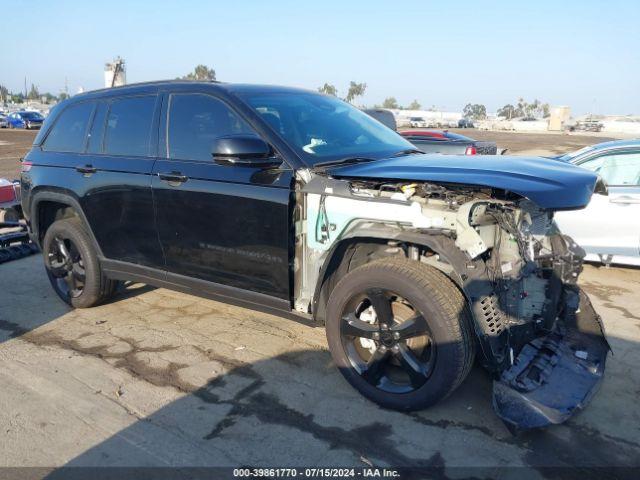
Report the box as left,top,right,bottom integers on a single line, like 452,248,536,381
42,217,117,308
325,256,475,411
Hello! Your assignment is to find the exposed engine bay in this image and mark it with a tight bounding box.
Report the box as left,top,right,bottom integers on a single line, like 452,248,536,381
295,172,609,430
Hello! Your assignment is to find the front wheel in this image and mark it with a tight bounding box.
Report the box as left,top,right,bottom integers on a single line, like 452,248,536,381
42,217,118,308
325,257,475,411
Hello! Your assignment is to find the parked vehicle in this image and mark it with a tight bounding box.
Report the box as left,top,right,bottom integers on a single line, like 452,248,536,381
400,130,498,155
457,118,474,128
0,178,36,264
0,178,22,222
554,140,640,266
409,116,428,128
21,81,608,430
7,111,45,129
0,113,8,128
363,109,397,131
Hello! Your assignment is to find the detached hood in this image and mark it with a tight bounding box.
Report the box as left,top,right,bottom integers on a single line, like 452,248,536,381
327,154,600,210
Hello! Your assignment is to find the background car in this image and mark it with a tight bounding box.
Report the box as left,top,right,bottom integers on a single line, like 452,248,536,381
458,118,474,128
554,139,640,266
362,109,397,131
0,113,8,128
400,129,497,155
7,111,45,129
409,116,428,128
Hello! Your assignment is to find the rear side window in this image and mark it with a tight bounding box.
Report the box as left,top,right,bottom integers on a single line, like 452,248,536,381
167,93,255,162
104,96,156,156
42,102,94,153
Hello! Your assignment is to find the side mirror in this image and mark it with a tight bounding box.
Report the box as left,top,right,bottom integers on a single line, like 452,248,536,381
211,135,281,168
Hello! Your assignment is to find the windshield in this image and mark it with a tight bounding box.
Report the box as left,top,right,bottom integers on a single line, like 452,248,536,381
557,145,596,161
239,92,414,165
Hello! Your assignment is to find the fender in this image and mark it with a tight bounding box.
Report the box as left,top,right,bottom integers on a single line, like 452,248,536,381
28,188,104,257
311,223,508,368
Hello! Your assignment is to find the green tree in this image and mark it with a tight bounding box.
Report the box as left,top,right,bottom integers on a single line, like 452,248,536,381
463,103,487,120
27,84,40,100
58,92,70,101
42,92,57,104
381,97,399,109
541,103,550,118
345,81,366,104
407,99,421,110
0,85,8,103
318,83,338,96
497,104,517,119
182,64,216,81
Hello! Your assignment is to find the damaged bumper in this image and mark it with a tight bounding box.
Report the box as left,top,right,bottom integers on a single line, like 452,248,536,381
493,287,609,432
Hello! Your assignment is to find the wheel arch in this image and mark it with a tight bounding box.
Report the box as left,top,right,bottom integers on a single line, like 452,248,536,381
29,188,103,257
311,225,471,325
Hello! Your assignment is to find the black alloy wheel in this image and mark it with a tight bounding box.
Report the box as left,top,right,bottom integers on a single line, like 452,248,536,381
340,288,436,394
47,235,86,299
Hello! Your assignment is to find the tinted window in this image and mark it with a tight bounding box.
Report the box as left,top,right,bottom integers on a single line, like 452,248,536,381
42,102,94,153
104,96,156,156
87,103,107,154
167,94,255,162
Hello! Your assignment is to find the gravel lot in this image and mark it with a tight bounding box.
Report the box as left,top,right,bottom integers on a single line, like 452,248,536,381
1,255,639,475
1,127,638,476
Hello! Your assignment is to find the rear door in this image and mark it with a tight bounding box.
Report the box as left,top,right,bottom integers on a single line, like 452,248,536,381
555,150,640,261
75,94,164,267
152,91,292,301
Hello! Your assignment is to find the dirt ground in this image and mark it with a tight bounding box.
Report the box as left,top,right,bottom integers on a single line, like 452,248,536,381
1,255,639,475
449,128,615,156
0,128,616,181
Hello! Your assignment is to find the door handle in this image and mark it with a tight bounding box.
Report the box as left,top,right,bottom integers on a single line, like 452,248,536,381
609,196,640,205
76,165,96,176
158,172,188,185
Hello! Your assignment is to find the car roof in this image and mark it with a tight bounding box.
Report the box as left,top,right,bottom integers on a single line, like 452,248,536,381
70,80,315,101
586,138,640,151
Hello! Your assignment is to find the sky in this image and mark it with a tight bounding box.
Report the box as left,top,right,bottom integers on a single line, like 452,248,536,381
2,0,639,115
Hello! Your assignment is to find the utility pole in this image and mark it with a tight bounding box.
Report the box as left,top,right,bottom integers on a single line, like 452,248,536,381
24,77,27,98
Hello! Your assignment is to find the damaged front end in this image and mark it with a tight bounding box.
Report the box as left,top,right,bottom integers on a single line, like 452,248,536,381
295,171,609,431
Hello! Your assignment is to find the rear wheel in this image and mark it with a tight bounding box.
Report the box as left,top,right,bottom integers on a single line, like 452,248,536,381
325,257,474,410
43,217,118,308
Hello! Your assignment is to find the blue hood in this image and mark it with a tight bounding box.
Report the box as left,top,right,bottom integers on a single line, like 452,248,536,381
328,154,599,210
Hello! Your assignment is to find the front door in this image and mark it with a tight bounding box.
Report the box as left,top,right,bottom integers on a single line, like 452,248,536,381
152,92,292,301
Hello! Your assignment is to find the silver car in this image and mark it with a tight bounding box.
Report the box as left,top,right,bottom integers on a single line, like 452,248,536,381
554,140,640,266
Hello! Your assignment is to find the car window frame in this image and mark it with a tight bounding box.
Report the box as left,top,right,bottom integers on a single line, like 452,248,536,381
164,91,269,165
576,148,640,187
100,93,160,159
40,100,97,154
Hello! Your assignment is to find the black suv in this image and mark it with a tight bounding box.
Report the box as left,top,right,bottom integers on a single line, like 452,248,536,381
21,81,608,430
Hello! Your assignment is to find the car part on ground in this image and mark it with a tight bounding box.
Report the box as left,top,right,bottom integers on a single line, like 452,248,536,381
21,80,607,430
400,130,498,155
0,220,39,264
